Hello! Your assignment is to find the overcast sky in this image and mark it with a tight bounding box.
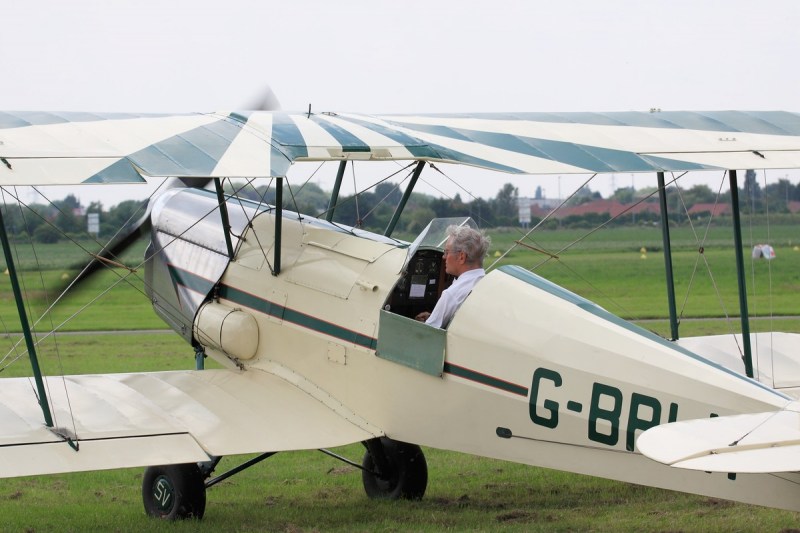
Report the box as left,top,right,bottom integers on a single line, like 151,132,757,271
2,0,799,205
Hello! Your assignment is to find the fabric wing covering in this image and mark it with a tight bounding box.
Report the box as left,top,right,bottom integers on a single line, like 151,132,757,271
0,369,380,477
2,110,800,185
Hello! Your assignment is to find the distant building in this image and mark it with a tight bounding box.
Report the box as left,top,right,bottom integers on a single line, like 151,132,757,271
525,199,660,220
518,196,563,225
686,203,730,217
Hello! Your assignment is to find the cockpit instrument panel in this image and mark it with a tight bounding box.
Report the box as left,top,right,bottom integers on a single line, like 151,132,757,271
385,249,451,318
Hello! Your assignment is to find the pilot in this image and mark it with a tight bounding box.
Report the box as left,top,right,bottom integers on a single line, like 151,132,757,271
416,225,491,328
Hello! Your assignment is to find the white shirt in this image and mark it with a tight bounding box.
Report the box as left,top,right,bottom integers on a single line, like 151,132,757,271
425,268,485,328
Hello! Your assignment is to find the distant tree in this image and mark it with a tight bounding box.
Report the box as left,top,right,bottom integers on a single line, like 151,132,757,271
429,193,470,219
741,169,763,213
22,204,48,236
58,194,81,211
1,203,46,240
429,197,453,218
55,209,82,235
491,183,519,225
765,179,794,211
569,185,597,205
286,182,330,215
375,181,403,207
226,179,264,202
405,207,437,234
103,199,148,238
33,224,60,243
683,184,716,206
468,198,494,226
610,187,635,204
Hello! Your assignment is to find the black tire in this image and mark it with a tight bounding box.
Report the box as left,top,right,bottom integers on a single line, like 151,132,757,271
362,438,428,500
142,463,206,520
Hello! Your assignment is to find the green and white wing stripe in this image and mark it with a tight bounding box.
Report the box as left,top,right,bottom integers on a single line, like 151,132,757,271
2,110,800,185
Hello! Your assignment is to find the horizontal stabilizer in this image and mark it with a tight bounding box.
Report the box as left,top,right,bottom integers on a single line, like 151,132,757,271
637,401,800,473
0,368,381,478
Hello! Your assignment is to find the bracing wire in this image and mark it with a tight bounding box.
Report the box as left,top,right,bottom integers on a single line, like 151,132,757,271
0,178,265,371
749,168,776,384
746,170,760,380
229,177,276,273
764,168,775,378
0,187,77,437
315,163,415,218
425,163,568,259
671,172,739,345
351,163,361,227
12,186,78,436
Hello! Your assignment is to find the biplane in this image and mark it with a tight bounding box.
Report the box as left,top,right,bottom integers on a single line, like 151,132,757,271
1,109,800,520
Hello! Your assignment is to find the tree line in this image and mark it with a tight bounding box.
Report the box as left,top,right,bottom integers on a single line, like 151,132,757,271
4,173,800,243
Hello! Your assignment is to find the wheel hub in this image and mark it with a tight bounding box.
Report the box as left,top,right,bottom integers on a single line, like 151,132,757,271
152,475,176,514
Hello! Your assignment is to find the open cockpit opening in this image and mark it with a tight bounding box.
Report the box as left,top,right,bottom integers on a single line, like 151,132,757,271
382,217,478,321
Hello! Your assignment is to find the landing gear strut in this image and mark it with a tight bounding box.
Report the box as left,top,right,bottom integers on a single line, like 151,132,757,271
361,437,428,500
140,439,427,520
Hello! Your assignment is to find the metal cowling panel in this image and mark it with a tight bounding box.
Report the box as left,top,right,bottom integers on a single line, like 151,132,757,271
145,188,264,343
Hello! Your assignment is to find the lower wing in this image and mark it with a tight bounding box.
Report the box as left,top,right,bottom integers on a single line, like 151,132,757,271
0,368,381,477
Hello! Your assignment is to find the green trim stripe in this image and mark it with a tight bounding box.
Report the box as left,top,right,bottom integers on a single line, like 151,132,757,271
169,267,527,391
218,284,377,350
444,362,528,397
167,264,216,295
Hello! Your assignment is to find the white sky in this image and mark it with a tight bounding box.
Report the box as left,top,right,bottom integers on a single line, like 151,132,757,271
2,0,799,206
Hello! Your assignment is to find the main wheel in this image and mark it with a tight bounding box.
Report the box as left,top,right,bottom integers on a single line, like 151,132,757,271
362,438,428,500
142,463,206,520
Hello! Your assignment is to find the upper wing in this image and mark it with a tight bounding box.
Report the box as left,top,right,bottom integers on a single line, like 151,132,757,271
637,401,800,473
3,110,800,184
0,367,381,478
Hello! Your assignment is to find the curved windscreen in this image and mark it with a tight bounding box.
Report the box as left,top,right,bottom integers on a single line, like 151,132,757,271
403,217,477,270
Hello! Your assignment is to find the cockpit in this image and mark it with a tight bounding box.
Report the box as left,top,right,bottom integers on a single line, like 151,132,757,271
383,217,479,320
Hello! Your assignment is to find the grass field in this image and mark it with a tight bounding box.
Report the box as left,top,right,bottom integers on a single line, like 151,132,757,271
0,225,798,531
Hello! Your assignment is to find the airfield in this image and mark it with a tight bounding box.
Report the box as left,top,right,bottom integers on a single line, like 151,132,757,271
0,221,798,531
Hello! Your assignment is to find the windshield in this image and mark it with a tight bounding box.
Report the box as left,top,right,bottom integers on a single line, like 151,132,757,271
403,217,478,270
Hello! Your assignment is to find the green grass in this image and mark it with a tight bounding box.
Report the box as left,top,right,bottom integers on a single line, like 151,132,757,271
2,445,800,532
490,225,800,328
0,225,797,335
0,333,202,378
0,227,798,530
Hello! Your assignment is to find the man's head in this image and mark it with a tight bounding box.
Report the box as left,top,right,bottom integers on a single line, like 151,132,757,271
443,225,491,276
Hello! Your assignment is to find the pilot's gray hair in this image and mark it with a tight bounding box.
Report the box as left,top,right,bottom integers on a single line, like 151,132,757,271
446,225,491,266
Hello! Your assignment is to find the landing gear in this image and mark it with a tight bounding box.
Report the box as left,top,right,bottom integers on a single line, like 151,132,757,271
139,441,427,520
361,437,428,500
142,463,206,520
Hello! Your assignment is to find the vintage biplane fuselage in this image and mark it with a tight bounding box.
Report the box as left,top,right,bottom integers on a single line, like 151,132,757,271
5,108,800,519
144,186,800,512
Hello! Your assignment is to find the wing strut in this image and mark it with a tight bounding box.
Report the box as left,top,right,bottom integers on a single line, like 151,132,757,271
0,207,53,427
325,161,347,222
385,161,425,237
213,178,235,259
273,177,283,276
728,169,754,377
657,172,679,340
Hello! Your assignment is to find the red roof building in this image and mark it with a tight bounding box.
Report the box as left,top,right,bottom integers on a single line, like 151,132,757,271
686,203,730,216
529,199,660,220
